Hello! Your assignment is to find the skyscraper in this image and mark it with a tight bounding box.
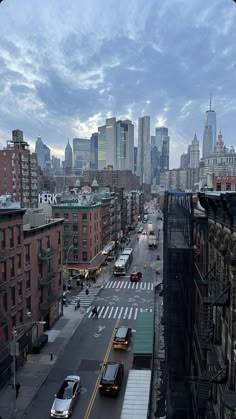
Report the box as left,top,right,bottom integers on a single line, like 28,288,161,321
137,116,151,184
90,133,98,170
189,134,200,168
98,125,106,170
202,95,216,158
64,139,72,174
73,138,90,172
35,136,45,169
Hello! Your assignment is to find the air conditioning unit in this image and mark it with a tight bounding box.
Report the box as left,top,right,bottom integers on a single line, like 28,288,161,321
26,311,31,318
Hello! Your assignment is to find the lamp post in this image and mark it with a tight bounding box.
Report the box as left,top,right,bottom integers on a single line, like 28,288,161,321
12,321,46,418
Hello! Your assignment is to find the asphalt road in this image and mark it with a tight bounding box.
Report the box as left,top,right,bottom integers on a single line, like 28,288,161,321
24,212,161,419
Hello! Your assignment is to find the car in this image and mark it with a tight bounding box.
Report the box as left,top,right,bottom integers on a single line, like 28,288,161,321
51,375,81,418
148,221,152,224
99,362,124,396
113,326,132,349
130,271,142,282
142,230,147,235
137,227,143,233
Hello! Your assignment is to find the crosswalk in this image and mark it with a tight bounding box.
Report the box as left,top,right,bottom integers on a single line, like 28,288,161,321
86,306,153,320
71,288,101,308
104,281,154,291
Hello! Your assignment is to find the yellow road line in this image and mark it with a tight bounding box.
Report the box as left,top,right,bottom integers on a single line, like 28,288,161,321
83,318,120,419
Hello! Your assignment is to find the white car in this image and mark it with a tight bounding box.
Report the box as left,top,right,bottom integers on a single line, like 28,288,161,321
51,375,81,418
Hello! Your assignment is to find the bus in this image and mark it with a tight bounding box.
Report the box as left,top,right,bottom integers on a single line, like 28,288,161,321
114,255,130,276
121,248,133,264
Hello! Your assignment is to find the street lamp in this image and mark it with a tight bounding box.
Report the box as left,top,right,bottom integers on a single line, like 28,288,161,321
12,321,46,418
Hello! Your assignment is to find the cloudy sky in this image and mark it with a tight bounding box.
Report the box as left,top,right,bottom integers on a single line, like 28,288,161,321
0,0,235,168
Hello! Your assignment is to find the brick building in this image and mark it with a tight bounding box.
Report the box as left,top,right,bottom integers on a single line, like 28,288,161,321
0,209,64,388
0,130,38,207
213,175,236,191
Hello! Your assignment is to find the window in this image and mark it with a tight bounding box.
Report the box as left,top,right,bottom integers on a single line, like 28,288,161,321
83,239,87,249
38,263,43,278
38,239,42,255
12,315,16,329
46,235,50,249
82,251,87,261
47,259,51,273
226,183,231,191
57,231,61,245
25,244,30,264
26,271,31,289
216,183,221,191
17,254,22,271
10,257,15,278
82,226,87,234
74,254,78,261
3,292,7,311
17,226,21,245
58,251,62,265
3,325,8,341
1,261,6,281
9,227,14,248
64,213,69,221
59,271,62,286
26,296,31,313
73,238,78,246
18,281,22,297
1,229,6,249
19,309,23,324
11,286,15,306
73,213,77,221
54,213,60,218
82,213,87,221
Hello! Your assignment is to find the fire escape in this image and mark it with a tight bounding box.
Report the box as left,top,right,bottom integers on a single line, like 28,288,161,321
192,265,229,417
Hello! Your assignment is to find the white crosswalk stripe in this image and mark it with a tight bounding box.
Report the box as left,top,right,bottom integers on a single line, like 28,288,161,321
104,281,154,291
86,306,153,320
71,288,100,307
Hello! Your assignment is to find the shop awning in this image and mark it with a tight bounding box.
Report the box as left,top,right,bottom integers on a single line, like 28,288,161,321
68,252,107,272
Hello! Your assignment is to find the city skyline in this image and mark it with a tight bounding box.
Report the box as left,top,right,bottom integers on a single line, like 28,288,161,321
0,0,235,168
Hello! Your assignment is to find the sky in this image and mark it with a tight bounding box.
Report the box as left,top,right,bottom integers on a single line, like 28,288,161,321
0,0,236,168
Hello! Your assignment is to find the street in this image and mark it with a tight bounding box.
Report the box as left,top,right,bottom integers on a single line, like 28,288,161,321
23,213,162,419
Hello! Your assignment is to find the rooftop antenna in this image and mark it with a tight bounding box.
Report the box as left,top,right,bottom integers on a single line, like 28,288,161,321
209,91,212,111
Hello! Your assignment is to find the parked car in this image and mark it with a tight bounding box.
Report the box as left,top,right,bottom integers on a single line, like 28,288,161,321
113,326,132,350
32,334,48,354
142,230,147,235
99,362,124,396
130,271,142,282
51,375,81,418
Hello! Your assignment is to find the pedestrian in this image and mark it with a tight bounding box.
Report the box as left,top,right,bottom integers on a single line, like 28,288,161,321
50,353,53,361
16,382,21,399
92,306,98,318
86,287,89,296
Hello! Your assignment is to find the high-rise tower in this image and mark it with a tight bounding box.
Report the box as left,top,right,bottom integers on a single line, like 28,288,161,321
137,116,151,184
202,94,216,158
64,139,72,174
189,134,200,168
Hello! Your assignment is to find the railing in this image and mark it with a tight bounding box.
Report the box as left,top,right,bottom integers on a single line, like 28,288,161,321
38,247,57,261
38,271,57,286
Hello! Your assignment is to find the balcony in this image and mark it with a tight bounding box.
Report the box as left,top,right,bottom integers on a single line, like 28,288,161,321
38,247,57,261
39,271,57,286
0,248,7,262
40,292,61,313
0,310,8,326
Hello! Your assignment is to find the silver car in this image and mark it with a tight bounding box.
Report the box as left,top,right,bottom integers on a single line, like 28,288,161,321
51,375,81,418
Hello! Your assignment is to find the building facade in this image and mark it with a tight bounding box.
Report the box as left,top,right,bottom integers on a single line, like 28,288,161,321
0,130,38,207
90,133,98,170
137,116,151,184
64,140,73,174
73,138,90,172
190,134,200,169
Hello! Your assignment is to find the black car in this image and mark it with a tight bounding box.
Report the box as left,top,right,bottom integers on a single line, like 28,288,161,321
113,326,132,349
99,362,124,396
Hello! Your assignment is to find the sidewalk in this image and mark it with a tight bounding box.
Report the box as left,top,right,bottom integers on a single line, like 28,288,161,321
0,270,111,419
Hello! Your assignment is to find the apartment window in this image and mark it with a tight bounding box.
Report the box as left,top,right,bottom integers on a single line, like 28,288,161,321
73,238,78,246
38,263,43,278
82,239,87,249
1,261,6,281
64,213,69,221
17,226,21,245
25,244,30,264
82,213,87,221
74,254,78,261
57,231,61,245
3,325,8,341
58,251,62,265
46,235,50,249
54,213,60,218
73,213,77,221
19,309,23,324
18,281,22,297
47,259,51,273
1,229,6,249
9,227,14,248
11,286,16,306
3,292,7,311
26,296,31,313
17,254,22,271
226,183,231,191
216,183,221,191
82,226,87,234
10,257,15,278
12,315,16,329
38,239,42,255
58,271,62,286
64,226,70,236
26,271,31,289
82,251,87,261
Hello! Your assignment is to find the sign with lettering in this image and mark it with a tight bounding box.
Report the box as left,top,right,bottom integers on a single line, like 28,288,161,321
38,193,58,204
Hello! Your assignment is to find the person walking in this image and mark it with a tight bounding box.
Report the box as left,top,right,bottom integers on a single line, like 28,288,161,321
92,306,98,318
16,382,21,399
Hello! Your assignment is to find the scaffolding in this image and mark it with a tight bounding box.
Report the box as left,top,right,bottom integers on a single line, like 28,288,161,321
163,191,194,418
